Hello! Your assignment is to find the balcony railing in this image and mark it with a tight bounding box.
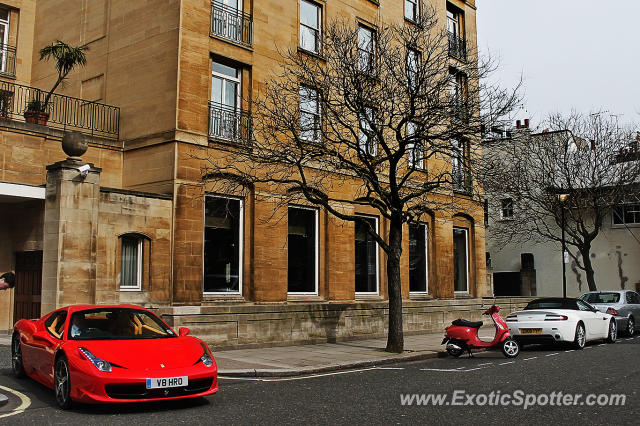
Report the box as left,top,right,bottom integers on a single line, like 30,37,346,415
452,167,472,193
448,31,466,62
210,2,253,47
450,100,470,123
0,44,16,78
0,80,120,142
208,101,251,144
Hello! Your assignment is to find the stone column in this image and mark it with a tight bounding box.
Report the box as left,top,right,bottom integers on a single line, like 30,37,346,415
41,159,101,314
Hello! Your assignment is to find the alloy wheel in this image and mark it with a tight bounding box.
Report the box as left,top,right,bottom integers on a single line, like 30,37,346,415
574,323,586,349
627,317,635,337
54,357,72,409
11,336,25,377
502,339,520,358
607,320,617,343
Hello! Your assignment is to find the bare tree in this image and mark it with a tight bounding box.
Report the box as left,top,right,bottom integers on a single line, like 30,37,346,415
483,112,640,292
198,5,519,352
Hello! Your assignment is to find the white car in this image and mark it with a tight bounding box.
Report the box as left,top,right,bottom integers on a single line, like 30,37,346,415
506,298,617,349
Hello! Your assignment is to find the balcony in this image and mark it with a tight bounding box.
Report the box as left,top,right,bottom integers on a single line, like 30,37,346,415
208,101,251,144
0,80,120,143
447,31,466,62
0,44,16,78
210,2,252,47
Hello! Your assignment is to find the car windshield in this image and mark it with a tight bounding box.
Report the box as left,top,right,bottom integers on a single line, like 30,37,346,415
68,308,176,340
580,292,620,304
524,299,577,310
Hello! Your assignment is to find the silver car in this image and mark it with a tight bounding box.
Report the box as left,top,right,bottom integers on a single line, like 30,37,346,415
579,290,640,336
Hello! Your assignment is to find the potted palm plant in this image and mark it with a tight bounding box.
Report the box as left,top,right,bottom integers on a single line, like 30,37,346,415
24,40,88,125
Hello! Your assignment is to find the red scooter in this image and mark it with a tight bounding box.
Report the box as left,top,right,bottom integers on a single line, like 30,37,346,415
442,305,520,358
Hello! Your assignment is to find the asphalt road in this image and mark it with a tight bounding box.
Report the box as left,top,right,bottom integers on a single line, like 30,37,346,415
0,336,638,425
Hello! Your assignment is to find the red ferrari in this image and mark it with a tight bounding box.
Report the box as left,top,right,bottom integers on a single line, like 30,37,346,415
11,304,218,409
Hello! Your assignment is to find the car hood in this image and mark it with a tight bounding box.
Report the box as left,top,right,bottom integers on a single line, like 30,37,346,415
68,337,205,370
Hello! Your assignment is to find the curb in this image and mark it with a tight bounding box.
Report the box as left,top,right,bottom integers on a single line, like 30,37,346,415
218,350,447,378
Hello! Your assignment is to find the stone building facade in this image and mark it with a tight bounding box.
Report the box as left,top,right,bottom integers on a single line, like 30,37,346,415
0,0,492,346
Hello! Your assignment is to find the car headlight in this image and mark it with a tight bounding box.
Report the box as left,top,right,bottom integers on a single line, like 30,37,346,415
199,342,213,367
79,347,112,373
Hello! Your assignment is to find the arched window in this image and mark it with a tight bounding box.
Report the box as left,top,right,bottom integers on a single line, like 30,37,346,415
119,233,150,291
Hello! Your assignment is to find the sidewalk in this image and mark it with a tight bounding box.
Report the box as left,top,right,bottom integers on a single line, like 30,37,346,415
213,331,451,377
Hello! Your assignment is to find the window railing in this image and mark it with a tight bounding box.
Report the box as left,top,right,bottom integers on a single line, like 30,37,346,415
0,80,120,142
450,100,470,122
210,2,253,47
447,31,466,62
208,101,251,144
0,44,16,77
452,166,472,193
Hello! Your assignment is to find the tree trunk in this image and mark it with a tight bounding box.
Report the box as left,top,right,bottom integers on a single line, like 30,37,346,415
580,247,597,292
385,218,404,353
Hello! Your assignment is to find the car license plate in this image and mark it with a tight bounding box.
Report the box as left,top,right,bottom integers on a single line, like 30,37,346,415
146,376,188,389
520,328,542,334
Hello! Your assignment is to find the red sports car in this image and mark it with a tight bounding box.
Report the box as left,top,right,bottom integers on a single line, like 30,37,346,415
11,304,218,409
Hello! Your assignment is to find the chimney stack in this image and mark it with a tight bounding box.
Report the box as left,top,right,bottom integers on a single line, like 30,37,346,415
524,119,530,129
516,120,521,129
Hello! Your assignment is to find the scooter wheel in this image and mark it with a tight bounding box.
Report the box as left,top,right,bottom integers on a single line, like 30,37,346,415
446,342,464,358
501,338,520,358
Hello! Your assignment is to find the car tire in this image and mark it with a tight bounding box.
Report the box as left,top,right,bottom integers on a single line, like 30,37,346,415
501,338,520,358
573,323,586,349
626,317,635,337
54,355,73,410
11,334,25,378
606,319,617,343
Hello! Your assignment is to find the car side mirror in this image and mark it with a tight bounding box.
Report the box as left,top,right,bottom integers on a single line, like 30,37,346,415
178,327,190,337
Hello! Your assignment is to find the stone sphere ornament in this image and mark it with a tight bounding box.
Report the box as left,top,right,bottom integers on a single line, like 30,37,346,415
62,131,88,160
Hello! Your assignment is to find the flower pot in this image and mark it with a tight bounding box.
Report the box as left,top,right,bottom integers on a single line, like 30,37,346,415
24,110,49,125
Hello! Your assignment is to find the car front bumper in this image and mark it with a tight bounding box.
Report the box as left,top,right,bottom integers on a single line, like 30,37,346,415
69,361,218,404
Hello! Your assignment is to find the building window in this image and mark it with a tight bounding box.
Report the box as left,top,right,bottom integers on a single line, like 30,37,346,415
355,216,379,294
211,0,252,46
405,0,419,22
406,48,420,90
500,198,514,219
452,139,469,191
299,86,321,143
359,106,376,156
209,60,250,143
121,235,143,291
449,68,467,119
300,0,321,54
613,199,640,225
288,206,318,294
409,223,428,293
407,121,423,169
447,4,461,36
357,25,375,73
0,8,9,74
453,227,469,293
204,196,243,294
447,3,466,61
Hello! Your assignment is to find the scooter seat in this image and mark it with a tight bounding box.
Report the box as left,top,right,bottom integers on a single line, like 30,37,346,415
452,319,483,328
